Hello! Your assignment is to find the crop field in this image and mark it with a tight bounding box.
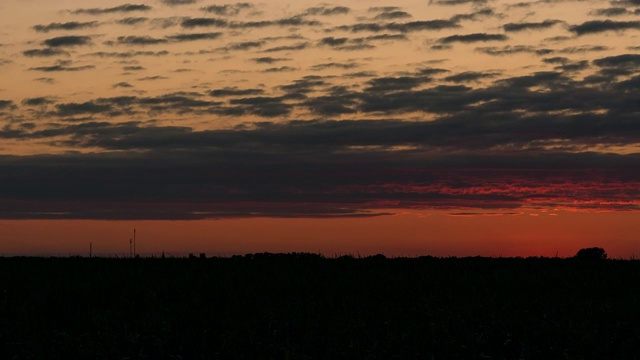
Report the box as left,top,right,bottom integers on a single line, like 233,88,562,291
1,254,639,359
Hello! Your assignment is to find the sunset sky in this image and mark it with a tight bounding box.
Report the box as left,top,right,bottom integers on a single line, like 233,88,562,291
1,0,639,257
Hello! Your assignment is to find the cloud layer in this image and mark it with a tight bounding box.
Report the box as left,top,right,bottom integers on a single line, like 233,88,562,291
1,0,639,219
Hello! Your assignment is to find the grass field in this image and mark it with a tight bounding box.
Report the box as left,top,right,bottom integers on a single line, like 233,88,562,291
1,254,639,359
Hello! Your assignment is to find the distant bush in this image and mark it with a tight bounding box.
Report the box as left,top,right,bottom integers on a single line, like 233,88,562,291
575,247,607,260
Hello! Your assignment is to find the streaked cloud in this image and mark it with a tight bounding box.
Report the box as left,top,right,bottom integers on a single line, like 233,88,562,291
201,3,254,16
23,48,70,57
33,21,99,33
569,20,640,35
439,33,508,43
70,4,152,15
29,60,95,72
161,0,199,5
503,20,561,32
43,35,92,47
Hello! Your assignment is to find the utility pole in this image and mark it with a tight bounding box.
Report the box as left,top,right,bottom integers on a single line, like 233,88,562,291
130,238,132,258
133,228,136,258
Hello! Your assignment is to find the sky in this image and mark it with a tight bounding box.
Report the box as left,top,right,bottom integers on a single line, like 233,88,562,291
0,0,639,257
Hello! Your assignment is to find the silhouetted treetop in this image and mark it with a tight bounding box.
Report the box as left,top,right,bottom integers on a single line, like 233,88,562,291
575,247,607,260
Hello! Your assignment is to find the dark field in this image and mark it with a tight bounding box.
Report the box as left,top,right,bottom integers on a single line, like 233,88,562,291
1,254,639,359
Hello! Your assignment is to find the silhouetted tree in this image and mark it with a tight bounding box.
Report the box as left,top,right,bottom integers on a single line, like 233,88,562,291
575,247,607,260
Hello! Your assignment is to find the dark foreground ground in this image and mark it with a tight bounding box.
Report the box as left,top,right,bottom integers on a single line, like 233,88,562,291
1,254,639,359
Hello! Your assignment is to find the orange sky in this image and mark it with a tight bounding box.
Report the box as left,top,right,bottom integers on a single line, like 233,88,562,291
1,0,639,257
1,209,639,258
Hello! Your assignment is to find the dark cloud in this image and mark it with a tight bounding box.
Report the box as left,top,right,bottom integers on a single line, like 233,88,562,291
181,17,228,28
70,4,152,15
320,34,408,50
114,36,168,45
21,97,55,106
223,41,265,51
30,60,95,72
304,6,350,16
301,95,358,116
611,0,640,5
161,0,198,5
113,82,134,88
431,44,453,51
506,2,532,8
318,37,349,46
116,17,148,25
251,57,290,64
553,60,589,72
86,50,170,58
542,56,569,64
593,54,640,68
229,16,322,29
209,87,265,97
43,35,92,47
439,33,508,43
268,17,322,27
33,21,99,33
56,101,112,116
590,7,629,16
355,34,408,42
569,20,640,35
616,75,640,91
310,62,359,71
166,32,223,42
263,43,309,52
327,44,376,51
495,71,566,88
429,0,489,4
45,94,219,118
123,66,145,71
449,8,495,22
365,75,432,92
279,76,327,95
558,45,609,54
336,20,460,33
262,66,298,73
201,3,253,16
374,11,412,20
0,100,14,110
344,71,378,78
369,7,401,12
476,45,553,56
136,93,218,112
23,48,70,57
150,17,182,28
228,96,292,117
503,20,561,32
194,16,321,30
444,71,500,83
299,33,383,51
138,75,169,81
34,78,56,84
